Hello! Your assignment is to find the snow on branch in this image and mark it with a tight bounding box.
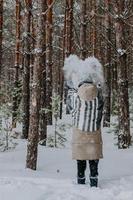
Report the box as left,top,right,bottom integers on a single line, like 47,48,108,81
117,48,126,56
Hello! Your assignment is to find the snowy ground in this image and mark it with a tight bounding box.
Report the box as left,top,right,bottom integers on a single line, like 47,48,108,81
0,115,133,200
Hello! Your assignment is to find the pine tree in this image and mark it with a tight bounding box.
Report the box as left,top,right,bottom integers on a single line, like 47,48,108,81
12,0,21,128
65,0,73,57
90,0,97,57
46,0,53,125
22,0,32,139
80,0,87,59
39,0,47,144
26,0,46,170
0,0,3,81
62,0,74,110
103,0,111,127
114,0,131,148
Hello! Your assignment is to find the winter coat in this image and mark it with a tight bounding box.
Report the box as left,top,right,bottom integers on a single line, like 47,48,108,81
66,83,104,160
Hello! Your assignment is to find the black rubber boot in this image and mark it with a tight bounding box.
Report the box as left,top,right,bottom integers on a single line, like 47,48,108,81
77,177,86,184
77,160,86,184
90,177,98,187
89,160,99,187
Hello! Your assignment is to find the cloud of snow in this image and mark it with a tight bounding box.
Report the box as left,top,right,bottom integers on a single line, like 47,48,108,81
63,55,104,89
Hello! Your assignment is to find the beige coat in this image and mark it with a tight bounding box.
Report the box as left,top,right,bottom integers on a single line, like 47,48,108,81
72,84,103,160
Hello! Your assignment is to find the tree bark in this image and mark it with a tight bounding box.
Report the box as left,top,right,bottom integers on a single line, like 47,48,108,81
30,14,35,89
46,0,53,125
65,0,73,57
114,0,131,148
0,0,3,81
103,0,111,127
80,0,87,60
63,0,74,111
90,0,97,57
26,0,46,170
12,0,21,128
39,0,47,144
22,0,32,139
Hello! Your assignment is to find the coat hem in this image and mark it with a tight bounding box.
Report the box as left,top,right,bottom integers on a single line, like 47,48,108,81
72,155,103,160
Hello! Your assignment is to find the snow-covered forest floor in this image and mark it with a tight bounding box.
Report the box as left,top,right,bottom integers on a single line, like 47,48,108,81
0,114,133,200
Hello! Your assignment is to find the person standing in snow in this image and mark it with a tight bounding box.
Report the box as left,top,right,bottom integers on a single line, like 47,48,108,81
64,55,104,187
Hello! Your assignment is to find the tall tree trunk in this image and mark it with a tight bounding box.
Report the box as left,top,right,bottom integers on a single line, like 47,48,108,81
46,0,53,125
12,0,21,128
0,0,3,129
65,0,73,57
62,0,74,113
91,0,97,57
39,0,47,144
30,14,35,88
114,1,131,148
59,27,64,119
103,0,111,127
111,37,118,113
63,5,67,61
0,0,3,82
96,1,104,60
80,0,87,60
62,7,67,104
22,0,32,139
26,0,45,170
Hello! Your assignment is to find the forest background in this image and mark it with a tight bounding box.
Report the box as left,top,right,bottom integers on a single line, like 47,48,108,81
0,0,133,170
